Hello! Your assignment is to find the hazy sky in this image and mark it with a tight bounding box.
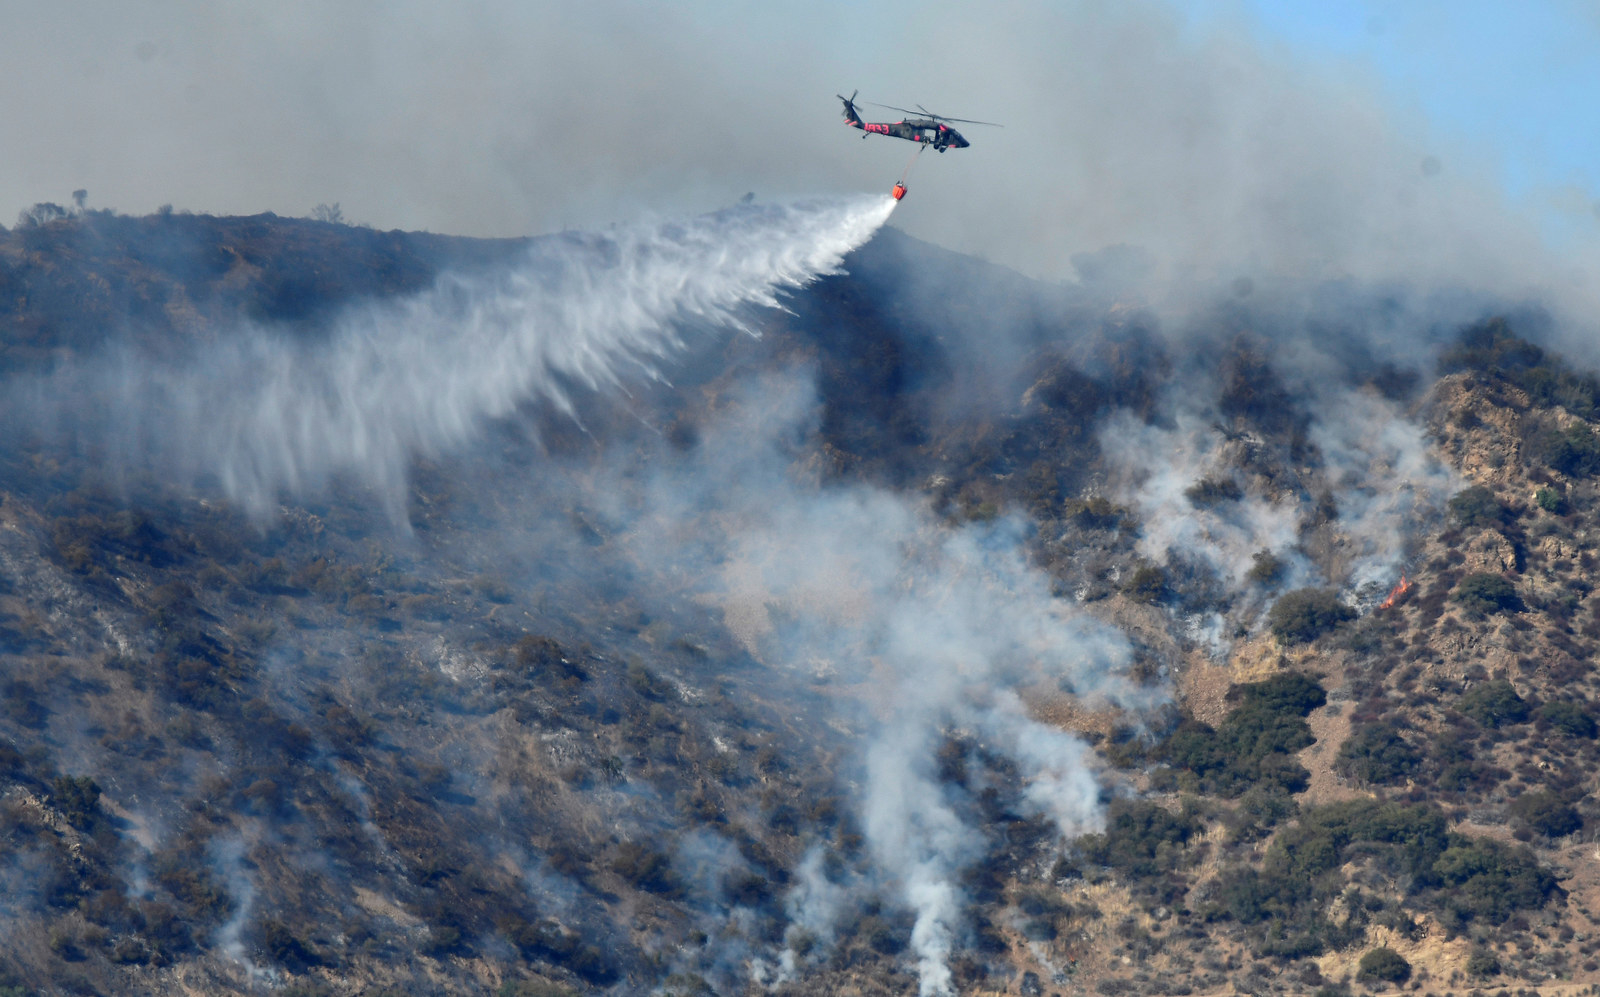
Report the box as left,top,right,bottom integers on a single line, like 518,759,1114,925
1190,0,1600,244
6,1,1600,301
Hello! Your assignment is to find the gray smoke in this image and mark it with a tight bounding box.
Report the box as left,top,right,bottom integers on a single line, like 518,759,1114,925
4,3,1595,991
18,189,1142,992
573,372,1151,994
1099,338,1461,638
8,2,1600,333
1102,410,1304,590
210,835,271,984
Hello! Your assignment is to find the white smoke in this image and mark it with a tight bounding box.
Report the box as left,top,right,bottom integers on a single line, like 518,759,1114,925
209,834,274,983
43,196,896,520
1101,410,1302,589
581,373,1150,995
778,848,854,980
22,191,1147,993
848,527,1136,997
1100,377,1458,622
1307,386,1461,598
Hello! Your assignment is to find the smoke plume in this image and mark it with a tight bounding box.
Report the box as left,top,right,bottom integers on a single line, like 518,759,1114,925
564,372,1148,994
33,196,895,519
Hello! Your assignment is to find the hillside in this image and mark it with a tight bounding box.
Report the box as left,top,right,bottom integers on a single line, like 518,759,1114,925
0,205,1598,997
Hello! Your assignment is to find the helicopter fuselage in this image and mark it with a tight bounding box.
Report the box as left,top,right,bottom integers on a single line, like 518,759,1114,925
840,95,972,152
857,118,969,151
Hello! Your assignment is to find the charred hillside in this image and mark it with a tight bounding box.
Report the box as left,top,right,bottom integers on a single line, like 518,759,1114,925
0,205,1598,997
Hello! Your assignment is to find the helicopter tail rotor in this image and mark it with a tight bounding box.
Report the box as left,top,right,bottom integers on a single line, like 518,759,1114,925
837,90,863,126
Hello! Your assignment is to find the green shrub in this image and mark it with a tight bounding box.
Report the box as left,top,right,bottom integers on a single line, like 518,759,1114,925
1456,680,1530,728
1203,799,1553,959
262,919,321,971
1267,589,1355,644
611,841,682,896
141,900,194,959
1228,787,1298,843
1158,674,1324,797
1438,318,1600,420
1184,477,1242,507
1535,486,1567,513
1015,885,1074,920
1218,343,1301,436
1356,946,1411,984
1246,549,1286,587
1448,485,1510,529
1122,564,1168,604
1065,496,1125,530
4,681,49,729
422,925,464,958
1269,800,1449,887
1451,573,1521,618
1436,759,1506,794
109,936,151,965
1076,799,1198,879
512,636,587,686
724,870,774,908
660,972,716,997
1431,837,1558,925
1509,791,1581,838
855,914,907,955
1464,946,1501,979
497,915,617,984
625,662,674,702
1232,673,1327,716
51,775,102,832
1335,725,1421,786
1543,424,1600,477
1537,700,1597,738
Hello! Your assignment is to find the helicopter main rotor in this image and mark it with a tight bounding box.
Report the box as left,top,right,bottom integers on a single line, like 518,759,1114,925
865,100,1002,127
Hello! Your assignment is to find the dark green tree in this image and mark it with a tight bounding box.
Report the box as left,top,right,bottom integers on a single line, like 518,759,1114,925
1246,548,1286,587
1356,947,1411,985
1122,563,1168,604
1184,477,1242,507
1537,700,1597,738
1535,486,1567,513
1509,791,1581,838
1268,589,1355,644
1075,799,1198,879
1456,680,1530,728
1452,573,1521,618
1448,485,1510,529
1158,674,1325,797
1335,725,1421,786
1464,946,1501,979
1543,424,1600,477
51,775,102,832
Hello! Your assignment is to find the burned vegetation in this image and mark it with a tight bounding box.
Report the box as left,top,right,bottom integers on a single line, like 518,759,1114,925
0,207,1599,997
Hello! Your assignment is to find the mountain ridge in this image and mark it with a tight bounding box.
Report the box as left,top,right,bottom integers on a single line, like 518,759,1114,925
0,206,1596,997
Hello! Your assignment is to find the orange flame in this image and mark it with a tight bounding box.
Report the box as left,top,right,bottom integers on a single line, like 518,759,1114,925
1379,574,1414,610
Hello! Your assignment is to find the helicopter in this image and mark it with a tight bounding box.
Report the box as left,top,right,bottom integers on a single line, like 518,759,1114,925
837,90,1000,152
